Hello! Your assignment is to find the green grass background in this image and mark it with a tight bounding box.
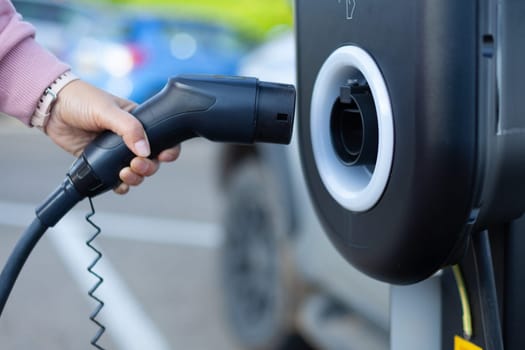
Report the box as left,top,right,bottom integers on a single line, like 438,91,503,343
106,0,293,41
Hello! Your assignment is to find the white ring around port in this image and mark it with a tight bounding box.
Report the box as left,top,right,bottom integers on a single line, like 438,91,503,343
310,46,394,212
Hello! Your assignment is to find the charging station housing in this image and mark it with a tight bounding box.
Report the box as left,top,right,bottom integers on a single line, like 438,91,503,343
296,0,525,284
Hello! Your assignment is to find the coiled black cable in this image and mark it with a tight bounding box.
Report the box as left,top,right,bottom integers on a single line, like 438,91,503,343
86,197,106,349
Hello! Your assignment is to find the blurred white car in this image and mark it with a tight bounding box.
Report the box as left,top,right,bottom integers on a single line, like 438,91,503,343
217,32,390,350
13,0,104,58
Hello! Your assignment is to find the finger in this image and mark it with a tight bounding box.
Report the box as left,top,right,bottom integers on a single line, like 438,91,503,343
130,157,160,177
158,145,181,163
119,167,145,186
114,183,130,195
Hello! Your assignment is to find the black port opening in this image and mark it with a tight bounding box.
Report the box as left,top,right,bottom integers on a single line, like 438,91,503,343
330,84,378,167
331,98,363,164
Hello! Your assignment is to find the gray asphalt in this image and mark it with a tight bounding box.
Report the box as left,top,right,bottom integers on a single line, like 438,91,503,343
0,117,241,349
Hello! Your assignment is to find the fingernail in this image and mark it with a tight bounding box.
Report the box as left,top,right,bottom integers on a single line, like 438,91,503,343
134,139,150,157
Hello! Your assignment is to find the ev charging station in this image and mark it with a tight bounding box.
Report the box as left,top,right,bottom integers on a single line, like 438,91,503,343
1,2,525,349
295,1,525,349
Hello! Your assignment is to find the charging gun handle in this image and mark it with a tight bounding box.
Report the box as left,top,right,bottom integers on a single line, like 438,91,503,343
68,75,296,199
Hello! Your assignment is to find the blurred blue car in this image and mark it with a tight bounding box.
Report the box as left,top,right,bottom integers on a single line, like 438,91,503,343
94,15,249,102
13,0,249,103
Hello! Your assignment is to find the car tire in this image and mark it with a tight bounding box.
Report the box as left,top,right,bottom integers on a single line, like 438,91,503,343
219,159,305,350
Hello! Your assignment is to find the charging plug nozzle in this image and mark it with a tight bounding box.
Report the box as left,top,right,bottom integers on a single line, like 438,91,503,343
253,81,295,144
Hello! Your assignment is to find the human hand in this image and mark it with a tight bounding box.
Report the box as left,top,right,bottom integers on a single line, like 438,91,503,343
45,79,181,194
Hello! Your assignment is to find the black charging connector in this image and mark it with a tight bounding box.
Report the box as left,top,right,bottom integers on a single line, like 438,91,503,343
0,74,296,318
70,75,295,198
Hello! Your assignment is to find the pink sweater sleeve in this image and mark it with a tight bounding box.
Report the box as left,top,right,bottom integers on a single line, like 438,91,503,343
0,0,69,125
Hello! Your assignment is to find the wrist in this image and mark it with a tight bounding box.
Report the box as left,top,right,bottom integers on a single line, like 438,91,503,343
30,71,80,132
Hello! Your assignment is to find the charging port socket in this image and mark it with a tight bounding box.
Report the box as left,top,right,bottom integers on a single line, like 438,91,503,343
330,82,378,168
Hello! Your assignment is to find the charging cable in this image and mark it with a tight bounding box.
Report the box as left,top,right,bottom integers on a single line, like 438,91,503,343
452,264,473,339
472,230,504,350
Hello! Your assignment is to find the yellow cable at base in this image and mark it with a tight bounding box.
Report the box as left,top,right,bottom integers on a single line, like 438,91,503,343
452,264,473,339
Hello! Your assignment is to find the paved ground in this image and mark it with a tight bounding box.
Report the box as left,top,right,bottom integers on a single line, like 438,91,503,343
0,117,241,349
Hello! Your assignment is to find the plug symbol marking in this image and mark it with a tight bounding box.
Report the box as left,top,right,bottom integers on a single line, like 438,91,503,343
338,0,357,19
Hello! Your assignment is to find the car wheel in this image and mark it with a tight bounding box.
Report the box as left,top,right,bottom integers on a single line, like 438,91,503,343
220,159,305,350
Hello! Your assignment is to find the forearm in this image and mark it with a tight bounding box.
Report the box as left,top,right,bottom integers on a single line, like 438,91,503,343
0,0,69,125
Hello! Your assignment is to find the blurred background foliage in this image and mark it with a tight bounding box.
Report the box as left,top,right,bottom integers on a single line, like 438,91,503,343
97,0,293,42
14,0,293,103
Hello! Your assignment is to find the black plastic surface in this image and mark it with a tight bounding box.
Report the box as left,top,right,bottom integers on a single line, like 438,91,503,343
36,178,83,227
475,0,525,226
294,0,525,284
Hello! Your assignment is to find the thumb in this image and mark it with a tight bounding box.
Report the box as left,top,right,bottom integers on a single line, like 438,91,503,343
103,106,151,157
